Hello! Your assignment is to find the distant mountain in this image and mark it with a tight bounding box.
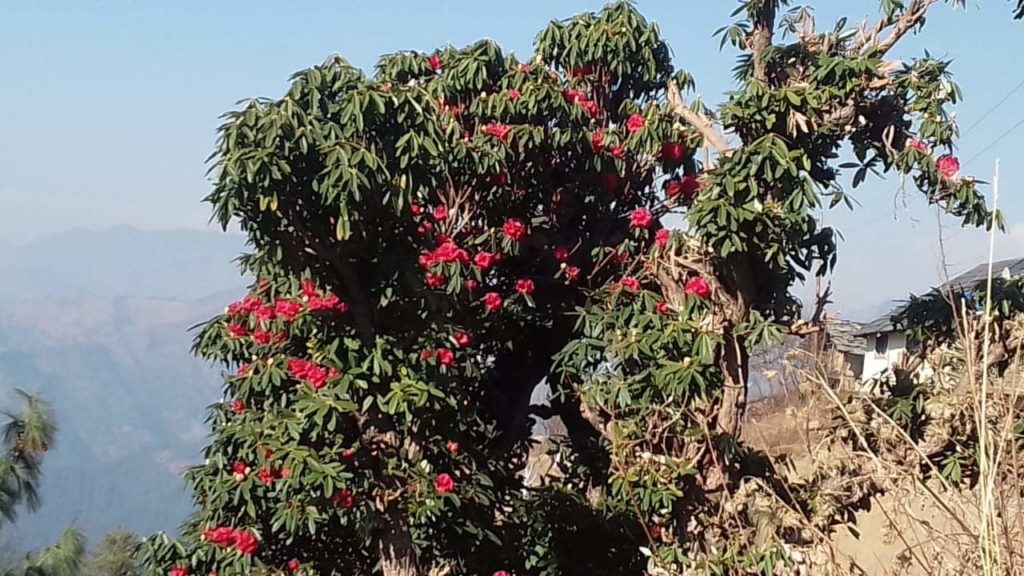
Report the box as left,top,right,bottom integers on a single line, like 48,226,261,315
0,226,247,301
0,227,248,550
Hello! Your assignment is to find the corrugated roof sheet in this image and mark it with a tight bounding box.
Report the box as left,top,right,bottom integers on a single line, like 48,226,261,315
827,319,867,353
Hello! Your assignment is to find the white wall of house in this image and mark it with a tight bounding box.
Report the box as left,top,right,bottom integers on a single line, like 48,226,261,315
861,331,907,380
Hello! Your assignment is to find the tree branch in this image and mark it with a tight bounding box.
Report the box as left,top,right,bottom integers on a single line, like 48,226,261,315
853,0,939,57
748,0,778,82
666,81,730,156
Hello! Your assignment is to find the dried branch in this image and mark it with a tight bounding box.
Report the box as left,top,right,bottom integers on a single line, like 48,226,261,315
666,81,730,156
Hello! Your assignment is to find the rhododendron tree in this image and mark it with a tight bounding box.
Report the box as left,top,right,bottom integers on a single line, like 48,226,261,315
144,1,998,574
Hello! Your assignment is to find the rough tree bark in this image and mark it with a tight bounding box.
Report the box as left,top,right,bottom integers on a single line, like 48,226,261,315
379,504,421,576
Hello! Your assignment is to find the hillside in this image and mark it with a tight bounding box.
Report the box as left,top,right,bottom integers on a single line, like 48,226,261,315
0,227,246,550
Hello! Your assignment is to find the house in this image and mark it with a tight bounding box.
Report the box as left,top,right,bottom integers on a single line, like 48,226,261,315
828,257,1024,385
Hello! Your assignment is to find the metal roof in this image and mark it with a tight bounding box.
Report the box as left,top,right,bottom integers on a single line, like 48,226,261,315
855,257,1024,336
826,319,868,353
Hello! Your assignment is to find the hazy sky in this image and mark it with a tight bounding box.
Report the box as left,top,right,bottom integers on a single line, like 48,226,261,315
2,1,1024,318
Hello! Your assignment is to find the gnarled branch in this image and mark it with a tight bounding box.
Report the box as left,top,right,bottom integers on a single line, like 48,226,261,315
666,81,730,156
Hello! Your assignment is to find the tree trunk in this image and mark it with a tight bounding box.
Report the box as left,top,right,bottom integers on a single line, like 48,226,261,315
716,330,749,437
379,504,420,576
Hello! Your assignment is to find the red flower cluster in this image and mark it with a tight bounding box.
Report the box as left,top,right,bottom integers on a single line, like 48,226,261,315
482,292,503,313
332,488,355,509
288,559,301,573
226,324,248,338
258,466,289,485
274,298,302,322
421,241,471,269
907,138,929,153
425,273,446,289
515,278,535,295
453,331,472,347
563,88,598,117
232,461,250,481
656,301,671,315
553,246,570,262
482,123,512,142
625,113,645,133
507,88,521,101
446,440,460,454
231,399,245,414
609,145,625,159
661,141,686,163
620,277,641,292
170,566,190,576
684,276,711,299
435,348,455,366
655,229,670,248
428,54,442,72
563,265,580,283
308,293,345,311
201,526,259,555
434,473,456,494
591,129,605,151
936,154,960,181
474,251,497,270
433,205,448,220
502,219,526,242
666,174,701,200
630,208,653,229
287,358,338,389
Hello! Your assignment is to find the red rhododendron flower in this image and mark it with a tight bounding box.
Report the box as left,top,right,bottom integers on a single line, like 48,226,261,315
579,99,599,117
473,251,495,270
464,279,479,291
274,298,302,321
610,145,625,159
684,276,711,299
656,301,671,315
252,328,272,345
255,304,277,324
279,467,291,478
602,173,621,192
553,246,570,262
226,324,248,338
625,113,645,133
563,265,580,282
288,559,301,573
655,228,670,248
433,205,448,220
332,488,354,509
288,358,312,380
493,572,510,576
436,348,455,366
170,566,190,576
630,208,653,229
515,278,535,295
258,467,276,485
446,440,460,454
231,399,245,414
420,349,433,361
434,473,456,494
428,54,442,72
238,363,251,376
417,221,434,235
410,204,424,216
482,123,512,142
936,154,960,181
226,301,244,316
301,279,319,299
203,526,237,547
502,219,526,242
234,530,259,555
591,129,605,151
426,273,446,289
620,277,641,292
507,88,521,100
433,241,470,265
453,331,472,347
661,141,686,163
907,138,929,153
341,448,357,459
306,366,330,390
482,292,503,313
563,88,586,104
241,294,262,313
308,293,340,311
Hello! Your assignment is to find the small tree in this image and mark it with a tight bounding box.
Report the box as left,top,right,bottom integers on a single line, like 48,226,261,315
145,1,996,574
83,531,142,576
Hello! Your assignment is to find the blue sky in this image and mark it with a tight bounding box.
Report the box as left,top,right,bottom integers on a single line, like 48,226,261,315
1,0,1023,318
